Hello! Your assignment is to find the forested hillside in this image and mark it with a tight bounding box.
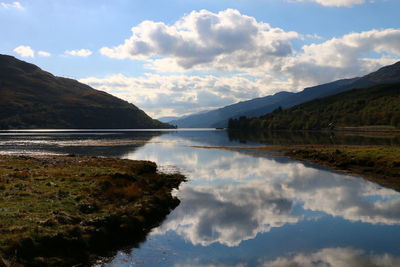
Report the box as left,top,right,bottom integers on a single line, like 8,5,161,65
228,83,400,131
170,61,400,128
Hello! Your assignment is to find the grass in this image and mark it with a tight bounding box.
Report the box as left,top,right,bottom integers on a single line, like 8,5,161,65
193,144,400,191
0,155,185,266
286,146,400,190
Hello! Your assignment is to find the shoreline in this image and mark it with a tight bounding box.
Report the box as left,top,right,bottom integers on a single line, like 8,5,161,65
0,155,185,266
285,145,400,192
193,145,400,192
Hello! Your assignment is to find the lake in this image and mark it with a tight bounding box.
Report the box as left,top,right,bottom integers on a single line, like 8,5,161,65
1,129,400,266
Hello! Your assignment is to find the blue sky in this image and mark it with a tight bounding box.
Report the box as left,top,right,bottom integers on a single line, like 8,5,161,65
1,0,400,118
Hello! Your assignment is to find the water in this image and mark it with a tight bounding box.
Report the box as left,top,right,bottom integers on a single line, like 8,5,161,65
1,129,400,266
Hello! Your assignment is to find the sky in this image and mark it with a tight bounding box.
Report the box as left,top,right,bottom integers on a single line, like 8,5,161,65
1,0,400,118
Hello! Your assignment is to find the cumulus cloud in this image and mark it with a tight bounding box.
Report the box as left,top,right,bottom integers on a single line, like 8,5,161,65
300,29,400,65
80,73,290,117
290,0,388,7
264,247,400,266
100,9,299,71
13,45,35,58
38,51,51,57
64,49,92,57
13,46,51,58
0,1,23,9
92,9,400,116
282,28,400,85
100,9,400,80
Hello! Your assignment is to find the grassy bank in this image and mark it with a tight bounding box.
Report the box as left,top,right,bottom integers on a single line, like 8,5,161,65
0,155,185,266
286,146,400,191
193,145,400,191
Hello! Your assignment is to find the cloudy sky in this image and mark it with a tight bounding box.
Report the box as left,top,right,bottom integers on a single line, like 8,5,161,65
1,0,399,118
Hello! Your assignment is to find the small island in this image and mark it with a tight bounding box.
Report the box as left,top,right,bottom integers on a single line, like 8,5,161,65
0,155,185,266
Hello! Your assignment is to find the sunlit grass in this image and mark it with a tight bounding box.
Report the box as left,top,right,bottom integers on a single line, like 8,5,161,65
0,155,185,266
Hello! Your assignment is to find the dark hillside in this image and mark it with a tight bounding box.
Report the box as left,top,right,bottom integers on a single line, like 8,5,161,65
228,83,400,131
170,61,400,128
0,55,170,129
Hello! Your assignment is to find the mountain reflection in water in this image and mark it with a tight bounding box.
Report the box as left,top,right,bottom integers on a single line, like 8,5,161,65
1,130,399,266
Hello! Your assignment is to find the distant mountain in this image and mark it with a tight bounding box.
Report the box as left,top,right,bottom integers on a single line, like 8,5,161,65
228,82,400,130
171,61,400,128
0,55,171,129
157,116,181,123
170,91,294,128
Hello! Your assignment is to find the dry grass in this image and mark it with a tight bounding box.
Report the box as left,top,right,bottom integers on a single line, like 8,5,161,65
0,155,185,266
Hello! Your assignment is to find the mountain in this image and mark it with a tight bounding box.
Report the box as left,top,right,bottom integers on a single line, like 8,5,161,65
169,91,294,128
157,116,181,123
228,82,400,130
170,61,400,128
0,55,171,129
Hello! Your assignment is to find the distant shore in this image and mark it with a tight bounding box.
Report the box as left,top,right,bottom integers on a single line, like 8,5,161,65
333,126,400,133
0,155,185,266
193,145,400,192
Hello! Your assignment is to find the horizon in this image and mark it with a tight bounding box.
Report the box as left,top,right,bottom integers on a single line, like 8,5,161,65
1,0,399,118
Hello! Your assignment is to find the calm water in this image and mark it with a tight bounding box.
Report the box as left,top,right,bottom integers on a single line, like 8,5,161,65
1,130,400,267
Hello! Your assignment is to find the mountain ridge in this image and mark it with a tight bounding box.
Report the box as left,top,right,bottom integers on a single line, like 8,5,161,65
170,61,400,128
228,82,400,130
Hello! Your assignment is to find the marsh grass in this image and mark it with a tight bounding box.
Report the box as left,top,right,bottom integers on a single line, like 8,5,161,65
286,146,400,190
0,155,185,266
194,144,400,192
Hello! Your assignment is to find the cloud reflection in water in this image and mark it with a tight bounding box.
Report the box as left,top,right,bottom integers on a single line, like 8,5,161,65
262,247,400,267
125,139,400,247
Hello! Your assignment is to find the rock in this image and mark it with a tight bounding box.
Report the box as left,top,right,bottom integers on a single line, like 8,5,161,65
78,203,98,214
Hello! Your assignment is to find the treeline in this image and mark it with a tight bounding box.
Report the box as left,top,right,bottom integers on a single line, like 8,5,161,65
228,83,400,131
227,129,400,146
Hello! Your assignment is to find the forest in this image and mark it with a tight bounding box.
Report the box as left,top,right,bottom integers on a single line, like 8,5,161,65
228,83,400,131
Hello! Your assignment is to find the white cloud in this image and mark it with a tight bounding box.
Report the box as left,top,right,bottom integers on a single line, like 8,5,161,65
263,247,400,266
0,1,23,9
315,0,364,6
38,51,51,57
94,9,400,116
13,45,35,58
289,0,386,7
13,46,52,59
100,9,399,80
282,28,400,86
64,49,92,57
100,9,299,71
80,73,290,117
298,29,400,68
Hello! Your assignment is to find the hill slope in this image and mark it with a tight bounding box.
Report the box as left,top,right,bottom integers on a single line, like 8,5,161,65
228,83,400,130
169,91,294,128
0,55,170,129
170,61,400,128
